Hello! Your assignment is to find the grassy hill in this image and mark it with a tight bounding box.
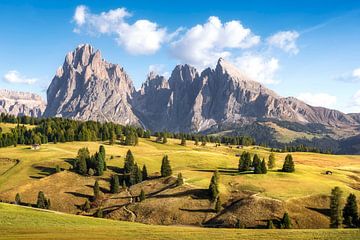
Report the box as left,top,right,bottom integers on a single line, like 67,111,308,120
0,203,358,240
0,137,359,229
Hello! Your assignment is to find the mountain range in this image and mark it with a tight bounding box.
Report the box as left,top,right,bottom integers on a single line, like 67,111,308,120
1,44,360,144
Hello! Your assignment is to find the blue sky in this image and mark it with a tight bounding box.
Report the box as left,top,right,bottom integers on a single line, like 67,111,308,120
0,0,360,112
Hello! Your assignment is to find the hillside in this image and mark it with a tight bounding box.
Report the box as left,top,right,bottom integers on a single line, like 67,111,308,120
0,138,359,229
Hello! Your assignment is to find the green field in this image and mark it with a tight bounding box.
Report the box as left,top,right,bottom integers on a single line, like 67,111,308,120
0,203,358,240
0,122,36,134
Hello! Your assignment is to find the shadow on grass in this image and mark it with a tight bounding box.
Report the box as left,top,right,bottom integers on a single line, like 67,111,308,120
306,207,330,217
180,208,213,213
65,191,92,199
152,188,209,200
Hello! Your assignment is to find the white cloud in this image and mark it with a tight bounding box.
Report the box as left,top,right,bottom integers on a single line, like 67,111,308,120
267,31,300,55
170,16,260,68
334,67,360,83
148,64,170,78
297,92,337,108
73,6,167,55
352,68,360,79
3,70,37,85
234,54,280,84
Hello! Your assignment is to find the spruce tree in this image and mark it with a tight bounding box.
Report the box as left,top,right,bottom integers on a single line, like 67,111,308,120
282,212,292,229
55,165,61,173
124,150,135,174
330,186,343,228
282,154,295,173
208,170,219,202
99,145,106,171
95,208,103,218
15,193,21,205
238,151,252,172
83,199,91,212
268,153,276,169
252,154,261,168
162,135,167,144
142,164,148,180
261,159,267,174
139,189,146,201
215,197,222,213
177,172,184,186
93,180,100,201
36,191,47,209
94,152,104,176
110,175,120,194
267,220,274,229
343,193,358,228
160,155,172,177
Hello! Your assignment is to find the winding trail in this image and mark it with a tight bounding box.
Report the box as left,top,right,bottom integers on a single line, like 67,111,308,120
123,188,137,222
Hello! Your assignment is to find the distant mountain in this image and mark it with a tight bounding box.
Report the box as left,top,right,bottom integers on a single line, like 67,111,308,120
0,89,45,117
43,44,360,137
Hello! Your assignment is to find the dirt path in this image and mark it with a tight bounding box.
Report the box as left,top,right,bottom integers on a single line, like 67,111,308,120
123,188,137,222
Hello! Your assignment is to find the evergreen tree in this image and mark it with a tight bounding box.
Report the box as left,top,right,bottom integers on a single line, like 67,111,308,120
55,165,61,173
330,186,343,228
343,193,358,228
83,199,91,212
76,147,89,175
15,193,21,205
36,191,48,209
238,151,252,172
160,155,172,177
95,208,103,218
208,170,219,202
252,154,261,168
176,172,184,186
194,138,199,146
110,175,120,194
93,180,100,201
94,152,104,176
282,154,295,173
124,150,135,174
142,164,148,180
268,153,276,169
162,135,167,144
281,212,292,229
260,159,267,174
215,197,222,213
267,220,274,229
180,137,186,146
139,189,146,201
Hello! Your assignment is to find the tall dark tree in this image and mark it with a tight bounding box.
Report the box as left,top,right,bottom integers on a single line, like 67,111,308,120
260,159,267,174
15,193,21,205
110,175,120,194
268,153,276,169
215,197,222,213
139,189,146,202
330,186,343,228
83,199,91,212
93,180,100,201
177,172,184,186
124,150,135,174
343,193,358,228
162,135,167,144
36,191,50,209
281,212,292,229
142,164,148,180
76,147,89,175
238,151,252,172
160,155,172,177
209,170,219,202
282,154,295,172
94,152,104,176
267,220,274,229
252,154,261,168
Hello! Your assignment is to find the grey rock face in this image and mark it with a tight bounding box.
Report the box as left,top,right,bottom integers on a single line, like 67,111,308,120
0,89,45,117
44,44,359,133
43,44,140,125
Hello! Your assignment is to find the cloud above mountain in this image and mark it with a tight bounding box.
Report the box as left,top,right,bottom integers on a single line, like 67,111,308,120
297,92,337,108
267,31,300,55
3,70,37,85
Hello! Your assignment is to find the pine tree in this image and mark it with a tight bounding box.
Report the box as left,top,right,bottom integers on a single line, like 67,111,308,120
139,189,146,201
177,172,184,186
343,193,358,228
55,165,61,173
124,150,135,174
110,175,120,194
267,220,274,229
162,135,167,144
261,159,267,174
142,165,148,180
94,152,104,176
282,154,295,173
83,199,90,212
15,193,21,205
99,145,106,171
95,208,103,218
160,155,172,177
180,137,186,146
93,180,100,201
36,191,47,209
330,186,343,228
281,212,292,229
215,197,222,213
268,153,276,169
252,154,261,168
76,147,89,175
238,151,252,172
208,170,219,202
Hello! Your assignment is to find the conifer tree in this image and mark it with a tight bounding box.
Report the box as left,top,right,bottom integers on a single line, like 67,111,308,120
36,191,47,209
122,180,127,189
267,220,274,229
15,193,21,205
215,197,222,213
208,170,219,202
162,135,167,144
55,165,61,173
238,151,252,172
261,159,267,174
142,164,148,180
83,199,90,212
330,186,343,228
160,155,172,177
177,172,184,186
93,180,100,201
95,208,103,218
180,137,186,146
124,150,135,174
76,147,89,175
139,189,146,202
343,193,358,228
281,212,292,229
194,138,199,146
282,154,295,172
268,153,276,169
110,175,120,194
94,152,104,176
252,154,261,168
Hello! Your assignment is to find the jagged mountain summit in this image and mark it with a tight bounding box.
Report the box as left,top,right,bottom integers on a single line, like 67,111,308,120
43,44,360,134
0,89,45,117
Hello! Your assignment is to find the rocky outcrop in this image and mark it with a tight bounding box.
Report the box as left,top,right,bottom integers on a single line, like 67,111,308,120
0,89,45,117
43,44,360,134
43,44,140,126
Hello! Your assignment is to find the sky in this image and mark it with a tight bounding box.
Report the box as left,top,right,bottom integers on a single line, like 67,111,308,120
0,0,360,113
